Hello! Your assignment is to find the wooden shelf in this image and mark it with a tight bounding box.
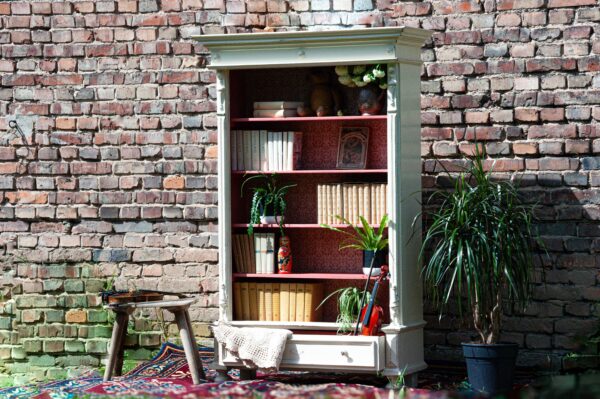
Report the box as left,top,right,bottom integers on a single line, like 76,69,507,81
232,223,382,229
233,273,377,280
232,169,387,175
232,115,387,123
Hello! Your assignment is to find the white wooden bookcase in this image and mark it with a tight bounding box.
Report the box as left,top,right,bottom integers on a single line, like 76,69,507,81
195,27,431,384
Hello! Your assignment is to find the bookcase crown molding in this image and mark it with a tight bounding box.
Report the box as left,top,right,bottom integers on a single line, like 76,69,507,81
195,27,431,69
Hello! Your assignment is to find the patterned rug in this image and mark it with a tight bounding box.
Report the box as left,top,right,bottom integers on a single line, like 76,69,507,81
0,342,493,398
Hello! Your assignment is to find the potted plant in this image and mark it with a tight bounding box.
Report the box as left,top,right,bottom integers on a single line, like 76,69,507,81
335,64,387,115
241,173,295,235
321,214,388,276
318,286,371,334
419,150,540,396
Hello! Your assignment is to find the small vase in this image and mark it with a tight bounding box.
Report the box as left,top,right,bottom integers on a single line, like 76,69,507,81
358,86,385,116
278,236,292,274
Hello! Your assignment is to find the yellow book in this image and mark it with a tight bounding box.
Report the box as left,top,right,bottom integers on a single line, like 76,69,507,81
265,283,273,321
336,184,342,222
272,283,281,321
357,185,364,222
352,184,358,224
363,183,370,224
295,283,305,322
233,283,242,320
342,184,349,221
304,283,324,322
325,184,331,224
240,282,250,320
257,283,266,321
280,283,290,322
288,283,297,322
380,184,386,221
317,185,323,224
248,282,258,320
369,184,375,224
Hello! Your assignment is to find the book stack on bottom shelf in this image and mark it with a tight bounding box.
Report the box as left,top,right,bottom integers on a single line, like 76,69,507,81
233,282,324,322
317,183,388,224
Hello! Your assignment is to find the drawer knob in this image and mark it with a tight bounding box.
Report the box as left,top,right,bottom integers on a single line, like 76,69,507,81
341,350,349,357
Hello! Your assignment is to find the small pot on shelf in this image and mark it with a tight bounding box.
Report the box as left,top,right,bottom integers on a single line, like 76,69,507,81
259,215,283,225
362,249,387,276
277,236,292,274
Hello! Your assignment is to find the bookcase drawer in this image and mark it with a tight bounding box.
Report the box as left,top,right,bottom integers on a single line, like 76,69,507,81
219,334,385,372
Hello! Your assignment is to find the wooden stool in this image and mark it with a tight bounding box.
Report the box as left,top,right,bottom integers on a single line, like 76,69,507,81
103,297,206,384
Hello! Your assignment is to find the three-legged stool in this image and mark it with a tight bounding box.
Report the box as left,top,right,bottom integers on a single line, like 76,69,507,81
103,297,206,384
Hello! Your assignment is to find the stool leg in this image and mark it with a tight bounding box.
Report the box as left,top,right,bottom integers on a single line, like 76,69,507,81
184,311,206,380
174,309,204,384
104,312,128,382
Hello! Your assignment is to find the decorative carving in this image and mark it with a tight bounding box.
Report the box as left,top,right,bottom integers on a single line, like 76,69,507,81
216,70,228,115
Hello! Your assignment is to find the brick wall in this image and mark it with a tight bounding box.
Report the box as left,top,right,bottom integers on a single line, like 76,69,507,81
0,0,599,382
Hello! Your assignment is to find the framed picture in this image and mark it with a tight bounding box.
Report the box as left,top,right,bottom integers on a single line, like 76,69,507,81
336,127,369,169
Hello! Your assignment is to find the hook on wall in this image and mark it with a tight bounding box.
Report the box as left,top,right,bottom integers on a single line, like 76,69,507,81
7,120,28,146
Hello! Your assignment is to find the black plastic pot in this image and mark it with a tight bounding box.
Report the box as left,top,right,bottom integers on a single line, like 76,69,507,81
462,342,518,396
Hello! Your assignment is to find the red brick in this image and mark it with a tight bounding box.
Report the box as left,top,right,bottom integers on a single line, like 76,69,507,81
37,75,83,86
73,2,95,13
0,3,10,14
497,0,544,10
158,71,199,84
528,124,577,138
548,0,596,7
11,2,31,15
56,118,76,130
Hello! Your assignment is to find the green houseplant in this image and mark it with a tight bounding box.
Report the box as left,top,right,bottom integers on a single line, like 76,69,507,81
318,286,371,334
419,150,540,395
320,214,389,276
241,174,295,235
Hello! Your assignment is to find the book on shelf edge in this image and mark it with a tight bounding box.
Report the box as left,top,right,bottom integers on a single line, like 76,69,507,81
304,283,324,322
243,131,252,173
253,109,298,118
240,282,251,320
295,283,305,322
253,101,304,110
259,130,268,171
264,283,273,322
288,283,297,322
233,282,242,320
257,283,266,321
267,131,275,171
272,283,281,321
248,282,258,320
280,283,290,322
265,233,275,273
282,132,288,173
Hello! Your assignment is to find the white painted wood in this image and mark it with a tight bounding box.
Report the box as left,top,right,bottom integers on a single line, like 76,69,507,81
195,27,430,69
196,27,431,375
219,334,385,372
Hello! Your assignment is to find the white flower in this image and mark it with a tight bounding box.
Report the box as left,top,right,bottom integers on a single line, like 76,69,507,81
363,74,373,83
379,83,388,89
355,80,368,87
353,65,366,74
335,65,349,76
373,69,385,78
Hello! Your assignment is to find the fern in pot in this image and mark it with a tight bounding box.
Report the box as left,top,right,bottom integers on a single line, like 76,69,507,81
419,150,540,396
241,174,295,235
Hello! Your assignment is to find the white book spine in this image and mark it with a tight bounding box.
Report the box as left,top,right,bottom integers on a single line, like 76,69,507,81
254,233,261,274
286,131,294,171
266,233,275,273
260,130,268,171
243,131,252,171
252,131,260,171
267,132,274,171
276,132,283,171
282,131,289,172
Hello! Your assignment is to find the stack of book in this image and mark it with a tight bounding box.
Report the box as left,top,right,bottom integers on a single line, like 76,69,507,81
253,101,303,118
317,183,388,225
231,130,303,172
233,282,324,322
232,233,275,274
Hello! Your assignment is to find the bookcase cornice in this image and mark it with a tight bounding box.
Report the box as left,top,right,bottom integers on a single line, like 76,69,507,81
194,27,431,69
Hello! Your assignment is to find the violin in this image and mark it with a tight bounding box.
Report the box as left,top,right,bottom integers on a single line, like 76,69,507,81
358,265,388,336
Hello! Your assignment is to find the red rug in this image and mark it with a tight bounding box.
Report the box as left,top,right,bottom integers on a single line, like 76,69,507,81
0,342,486,398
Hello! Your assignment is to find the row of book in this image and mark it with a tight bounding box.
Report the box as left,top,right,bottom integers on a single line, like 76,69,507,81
231,130,302,171
252,101,303,118
233,282,324,322
232,233,275,274
317,183,388,225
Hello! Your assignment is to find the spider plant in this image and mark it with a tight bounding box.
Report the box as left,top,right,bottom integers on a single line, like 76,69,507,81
318,286,371,333
241,173,295,235
320,214,389,252
419,149,540,344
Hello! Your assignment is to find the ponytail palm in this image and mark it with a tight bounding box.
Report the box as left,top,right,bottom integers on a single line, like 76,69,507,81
420,152,539,344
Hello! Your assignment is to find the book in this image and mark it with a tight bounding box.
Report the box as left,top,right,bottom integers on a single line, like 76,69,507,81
272,284,281,321
357,184,364,223
265,233,275,273
233,283,242,320
243,131,252,173
257,283,266,321
295,283,305,322
352,184,358,224
267,131,275,171
288,283,297,322
248,282,258,320
317,185,323,224
265,283,273,322
370,184,376,224
304,283,324,322
260,130,268,171
232,234,243,273
325,184,332,224
236,131,244,171
282,132,288,172
292,131,302,170
231,130,238,171
280,283,290,322
254,233,263,274
253,101,304,110
240,282,250,320
336,184,342,222
253,109,298,118
342,184,349,221
251,130,260,170
276,132,283,171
